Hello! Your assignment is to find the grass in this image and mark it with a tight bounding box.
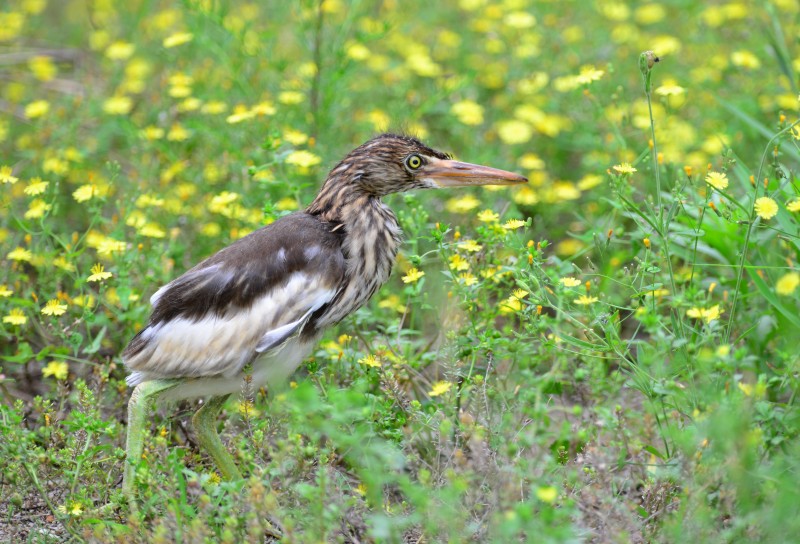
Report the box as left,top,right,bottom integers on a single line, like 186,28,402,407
2,1,800,542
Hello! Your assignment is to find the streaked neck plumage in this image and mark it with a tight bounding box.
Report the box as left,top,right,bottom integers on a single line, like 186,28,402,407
306,162,402,327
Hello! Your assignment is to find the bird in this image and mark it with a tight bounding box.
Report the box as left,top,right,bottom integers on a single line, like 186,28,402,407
121,133,527,505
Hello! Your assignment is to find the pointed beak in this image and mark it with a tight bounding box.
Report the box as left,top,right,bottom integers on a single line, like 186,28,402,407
420,158,528,188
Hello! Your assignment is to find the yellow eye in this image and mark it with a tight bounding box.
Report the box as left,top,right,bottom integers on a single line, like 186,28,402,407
406,154,423,170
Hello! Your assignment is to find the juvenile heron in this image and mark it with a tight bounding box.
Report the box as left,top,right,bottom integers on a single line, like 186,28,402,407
122,133,526,503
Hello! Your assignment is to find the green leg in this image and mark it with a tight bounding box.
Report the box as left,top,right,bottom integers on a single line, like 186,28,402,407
123,379,178,510
191,394,243,481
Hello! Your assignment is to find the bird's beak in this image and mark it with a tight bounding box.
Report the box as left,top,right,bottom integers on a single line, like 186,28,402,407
420,157,528,188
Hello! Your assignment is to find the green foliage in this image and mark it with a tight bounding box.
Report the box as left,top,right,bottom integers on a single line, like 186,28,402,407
2,0,800,542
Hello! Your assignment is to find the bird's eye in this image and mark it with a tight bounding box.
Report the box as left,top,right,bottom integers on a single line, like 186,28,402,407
405,154,423,170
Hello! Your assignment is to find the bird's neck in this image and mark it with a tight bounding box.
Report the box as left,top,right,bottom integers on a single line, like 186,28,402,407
306,180,403,325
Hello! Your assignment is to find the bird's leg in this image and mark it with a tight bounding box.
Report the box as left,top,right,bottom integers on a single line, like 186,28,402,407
123,379,178,509
191,394,243,481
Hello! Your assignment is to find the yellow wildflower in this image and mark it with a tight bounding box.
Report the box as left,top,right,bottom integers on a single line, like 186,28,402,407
775,272,800,296
787,199,800,212
226,105,256,124
686,304,723,324
87,263,112,282
655,84,686,96
201,101,228,114
458,239,483,252
458,272,477,286
73,184,97,203
613,163,637,174
42,361,69,380
0,166,19,184
103,96,133,115
428,381,453,397
278,91,304,105
402,267,425,283
0,285,13,297
167,124,191,141
8,247,33,261
535,486,558,503
24,178,48,195
285,150,322,169
574,295,599,305
477,209,499,223
25,199,51,219
503,219,526,230
25,100,50,119
496,119,533,145
576,65,605,84
731,50,761,69
3,308,27,326
754,197,778,220
705,171,728,190
28,55,57,81
451,100,484,126
41,299,68,316
284,129,309,146
252,101,276,116
139,224,167,238
445,194,481,213
559,277,582,287
105,41,135,60
359,354,381,368
449,254,470,271
163,32,193,48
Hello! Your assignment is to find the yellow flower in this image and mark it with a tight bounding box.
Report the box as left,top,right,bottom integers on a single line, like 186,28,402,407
559,277,582,287
139,224,166,238
705,171,728,190
42,361,69,380
458,272,477,286
496,119,533,145
226,105,256,124
787,199,800,212
163,32,193,48
201,101,228,114
8,247,32,261
451,100,484,126
576,65,605,85
402,267,425,283
446,194,481,213
252,101,277,116
3,308,27,325
655,84,686,96
731,50,761,69
41,299,68,316
535,486,558,503
284,129,309,146
25,199,52,219
428,381,453,397
278,91,305,105
686,304,723,324
285,150,322,169
25,100,50,119
73,184,97,203
105,41,135,60
477,209,499,223
754,197,778,220
359,354,381,368
0,165,19,184
103,96,133,115
24,178,48,195
0,285,13,297
504,11,536,28
449,254,470,272
613,163,637,174
346,42,371,60
503,219,526,230
574,295,599,305
167,124,191,141
458,239,483,252
87,263,112,282
28,55,57,81
775,272,800,296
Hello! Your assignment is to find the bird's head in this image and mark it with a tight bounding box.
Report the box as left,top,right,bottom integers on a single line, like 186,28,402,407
326,133,528,198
